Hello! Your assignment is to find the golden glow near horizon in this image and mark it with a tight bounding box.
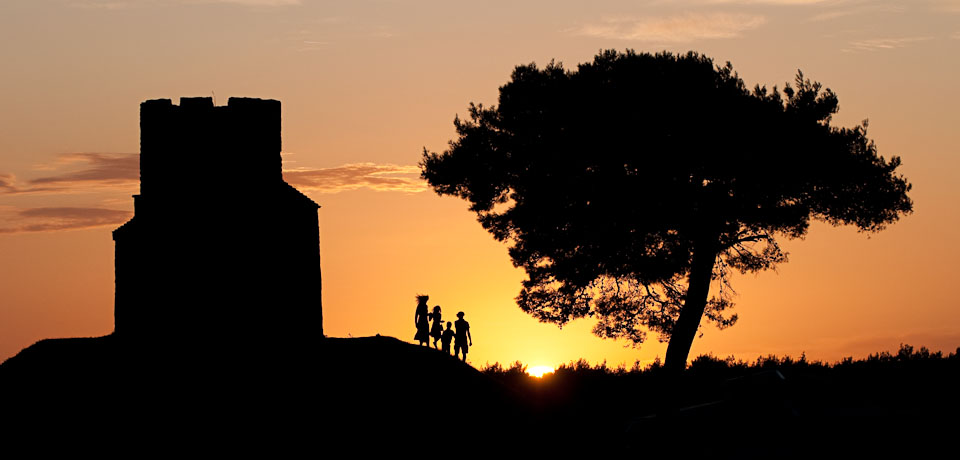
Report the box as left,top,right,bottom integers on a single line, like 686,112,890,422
527,366,555,378
1,0,959,369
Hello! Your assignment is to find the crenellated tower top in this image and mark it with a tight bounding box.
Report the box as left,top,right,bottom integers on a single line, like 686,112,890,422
139,97,281,205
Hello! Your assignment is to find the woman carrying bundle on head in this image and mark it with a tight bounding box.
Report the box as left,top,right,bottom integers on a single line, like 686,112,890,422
413,295,430,346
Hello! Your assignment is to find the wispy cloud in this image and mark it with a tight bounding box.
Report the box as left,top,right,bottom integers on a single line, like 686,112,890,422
0,174,23,194
933,0,960,13
809,4,906,22
574,13,767,43
3,154,424,195
705,0,831,4
0,207,132,234
298,40,330,52
71,0,148,9
0,153,139,195
73,0,301,8
206,0,301,5
842,36,933,52
1,158,422,234
283,163,427,194
30,153,139,187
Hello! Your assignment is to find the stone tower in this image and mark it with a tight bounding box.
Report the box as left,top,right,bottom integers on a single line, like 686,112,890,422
113,97,322,346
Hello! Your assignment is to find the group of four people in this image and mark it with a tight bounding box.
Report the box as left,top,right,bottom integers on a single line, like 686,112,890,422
414,295,472,361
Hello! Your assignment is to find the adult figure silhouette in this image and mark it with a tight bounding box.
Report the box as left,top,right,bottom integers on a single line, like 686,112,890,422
429,305,443,349
454,311,472,362
414,295,430,346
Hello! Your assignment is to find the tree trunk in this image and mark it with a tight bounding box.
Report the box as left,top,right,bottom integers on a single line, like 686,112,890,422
663,236,719,375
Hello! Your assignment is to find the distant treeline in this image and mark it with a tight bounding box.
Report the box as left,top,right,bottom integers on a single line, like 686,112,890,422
482,343,960,432
484,343,960,380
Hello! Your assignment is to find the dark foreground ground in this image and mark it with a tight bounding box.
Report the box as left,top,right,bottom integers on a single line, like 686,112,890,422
486,345,960,455
2,336,958,455
0,335,528,452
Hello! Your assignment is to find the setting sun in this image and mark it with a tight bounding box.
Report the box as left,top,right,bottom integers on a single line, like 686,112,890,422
527,365,555,378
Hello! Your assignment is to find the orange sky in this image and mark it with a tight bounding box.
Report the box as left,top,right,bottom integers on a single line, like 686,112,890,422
2,0,959,370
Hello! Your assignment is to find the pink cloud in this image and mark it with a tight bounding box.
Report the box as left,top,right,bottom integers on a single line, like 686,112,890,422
0,207,132,234
283,163,426,193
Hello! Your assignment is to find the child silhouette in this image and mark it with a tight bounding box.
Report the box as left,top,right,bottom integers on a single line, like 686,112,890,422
440,321,454,355
429,305,443,349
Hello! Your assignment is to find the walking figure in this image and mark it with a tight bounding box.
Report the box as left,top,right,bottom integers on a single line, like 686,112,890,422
454,311,472,362
413,295,430,346
440,322,454,355
429,305,443,349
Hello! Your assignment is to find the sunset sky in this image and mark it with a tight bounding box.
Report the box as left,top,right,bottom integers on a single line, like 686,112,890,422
1,0,958,370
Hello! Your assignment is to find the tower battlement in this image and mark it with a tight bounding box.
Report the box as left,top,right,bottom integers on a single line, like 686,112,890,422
139,97,282,201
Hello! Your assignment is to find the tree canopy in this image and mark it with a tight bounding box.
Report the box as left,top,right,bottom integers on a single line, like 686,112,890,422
420,50,913,371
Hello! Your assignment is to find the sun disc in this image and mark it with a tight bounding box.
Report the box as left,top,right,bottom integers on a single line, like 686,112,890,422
527,365,554,378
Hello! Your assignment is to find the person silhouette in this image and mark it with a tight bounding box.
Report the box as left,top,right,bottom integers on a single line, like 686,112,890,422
454,311,472,362
441,321,454,355
414,295,430,346
429,305,443,349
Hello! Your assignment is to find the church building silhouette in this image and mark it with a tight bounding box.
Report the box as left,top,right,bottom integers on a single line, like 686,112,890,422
112,97,323,346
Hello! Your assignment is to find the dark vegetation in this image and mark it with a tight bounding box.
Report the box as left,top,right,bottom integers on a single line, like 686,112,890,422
483,344,960,454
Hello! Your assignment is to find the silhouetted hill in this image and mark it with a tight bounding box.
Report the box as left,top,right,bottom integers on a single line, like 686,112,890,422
319,336,531,440
0,334,530,449
1,335,118,378
6,337,958,453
